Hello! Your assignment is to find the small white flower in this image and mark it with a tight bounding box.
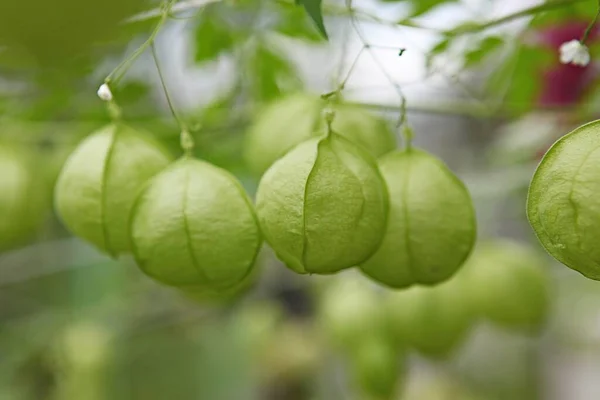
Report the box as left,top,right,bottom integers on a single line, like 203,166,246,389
559,39,590,66
97,83,113,101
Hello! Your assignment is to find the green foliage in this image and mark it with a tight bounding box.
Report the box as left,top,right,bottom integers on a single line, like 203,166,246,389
380,0,459,17
248,42,302,101
195,11,237,63
275,5,324,41
295,0,328,39
463,36,505,68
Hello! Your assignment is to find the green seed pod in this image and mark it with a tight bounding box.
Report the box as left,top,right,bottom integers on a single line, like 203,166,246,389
130,158,262,291
256,133,388,274
0,144,49,250
528,120,600,279
385,274,474,358
462,240,550,331
244,93,397,175
360,149,476,288
349,337,405,400
54,124,172,256
317,275,388,353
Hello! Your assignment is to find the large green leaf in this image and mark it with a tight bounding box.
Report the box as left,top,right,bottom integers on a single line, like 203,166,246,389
296,0,328,39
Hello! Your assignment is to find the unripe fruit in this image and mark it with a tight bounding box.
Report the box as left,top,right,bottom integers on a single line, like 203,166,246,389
54,124,172,256
462,240,550,331
0,144,49,250
360,149,476,288
318,275,388,352
256,133,388,274
528,120,600,279
385,274,474,358
349,337,404,400
130,157,262,291
244,93,397,175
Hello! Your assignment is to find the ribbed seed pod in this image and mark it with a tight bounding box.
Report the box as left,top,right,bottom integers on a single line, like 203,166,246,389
528,119,600,279
129,157,262,292
360,149,476,288
54,124,172,256
244,93,397,175
385,273,474,358
255,133,388,274
0,144,49,250
462,240,550,331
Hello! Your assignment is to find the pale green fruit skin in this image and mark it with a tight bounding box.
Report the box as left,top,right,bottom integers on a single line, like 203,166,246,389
255,133,389,274
349,337,404,400
462,240,550,330
318,275,389,353
0,145,49,250
386,274,474,358
244,93,397,175
360,149,476,289
54,124,172,256
130,157,262,291
528,120,600,280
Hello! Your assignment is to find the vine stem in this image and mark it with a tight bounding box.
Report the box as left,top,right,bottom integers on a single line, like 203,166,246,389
150,43,194,156
581,0,600,43
105,0,177,88
347,7,413,149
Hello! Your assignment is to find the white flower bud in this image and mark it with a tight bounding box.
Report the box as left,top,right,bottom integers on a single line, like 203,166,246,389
97,83,113,101
559,39,590,67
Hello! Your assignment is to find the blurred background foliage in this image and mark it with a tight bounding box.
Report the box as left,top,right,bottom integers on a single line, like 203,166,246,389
2,0,600,399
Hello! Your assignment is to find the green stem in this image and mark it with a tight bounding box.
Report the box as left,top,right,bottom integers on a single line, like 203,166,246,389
150,43,194,156
448,0,591,35
105,0,177,87
581,0,600,43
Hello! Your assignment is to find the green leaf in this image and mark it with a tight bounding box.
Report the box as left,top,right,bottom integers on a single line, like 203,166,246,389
464,36,504,68
195,12,235,63
296,0,328,39
275,4,324,41
426,36,451,69
381,0,459,17
249,42,302,101
486,45,554,115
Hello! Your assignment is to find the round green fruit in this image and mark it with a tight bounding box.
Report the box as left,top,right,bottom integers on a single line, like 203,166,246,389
528,120,600,279
130,157,262,291
256,133,388,274
244,93,397,175
54,124,172,256
385,274,474,358
360,149,476,288
0,144,49,250
462,240,550,331
349,337,404,400
318,275,388,352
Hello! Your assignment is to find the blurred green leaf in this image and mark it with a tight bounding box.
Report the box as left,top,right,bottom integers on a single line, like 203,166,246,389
195,12,236,63
381,0,459,17
426,36,451,69
275,5,324,42
486,45,554,115
464,36,504,68
249,42,301,101
295,0,328,39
